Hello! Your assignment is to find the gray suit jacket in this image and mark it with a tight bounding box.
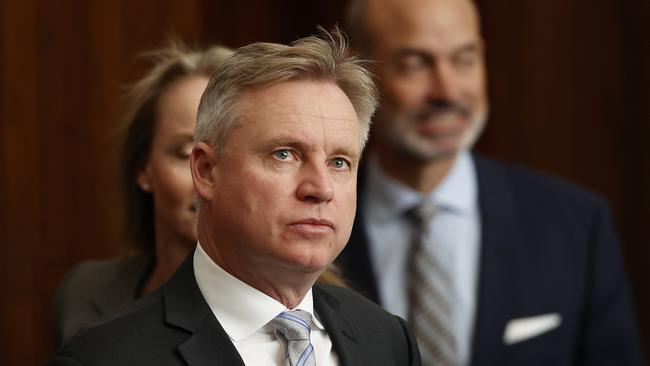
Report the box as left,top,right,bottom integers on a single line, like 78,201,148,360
52,255,153,348
47,254,421,366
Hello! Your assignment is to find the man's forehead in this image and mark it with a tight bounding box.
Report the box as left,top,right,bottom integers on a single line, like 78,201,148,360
237,81,358,123
364,0,481,48
230,80,362,151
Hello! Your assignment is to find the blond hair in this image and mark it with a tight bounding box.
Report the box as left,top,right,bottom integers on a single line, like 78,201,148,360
195,27,378,151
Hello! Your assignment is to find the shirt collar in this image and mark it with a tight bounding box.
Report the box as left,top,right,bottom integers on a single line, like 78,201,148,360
193,243,325,342
365,150,477,223
434,151,477,212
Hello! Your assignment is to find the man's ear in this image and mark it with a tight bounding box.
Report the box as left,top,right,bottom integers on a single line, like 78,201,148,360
190,142,218,202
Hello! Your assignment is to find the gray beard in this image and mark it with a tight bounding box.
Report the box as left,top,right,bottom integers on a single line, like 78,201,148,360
373,111,487,163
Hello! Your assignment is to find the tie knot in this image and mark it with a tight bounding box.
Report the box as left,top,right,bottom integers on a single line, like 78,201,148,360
406,202,437,230
269,310,312,341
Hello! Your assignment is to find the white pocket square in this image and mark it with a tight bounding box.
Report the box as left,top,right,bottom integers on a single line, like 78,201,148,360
503,313,561,345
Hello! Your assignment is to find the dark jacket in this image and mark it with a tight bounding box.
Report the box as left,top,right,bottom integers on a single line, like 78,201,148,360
47,254,421,366
52,255,154,349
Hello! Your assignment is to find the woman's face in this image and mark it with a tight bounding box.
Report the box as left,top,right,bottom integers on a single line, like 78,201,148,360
137,75,209,246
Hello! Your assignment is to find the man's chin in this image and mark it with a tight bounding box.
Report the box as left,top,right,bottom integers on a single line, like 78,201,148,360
275,246,337,272
399,136,464,162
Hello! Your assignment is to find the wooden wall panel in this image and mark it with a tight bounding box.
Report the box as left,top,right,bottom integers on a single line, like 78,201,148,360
201,0,347,46
2,0,41,363
0,0,205,363
0,0,648,364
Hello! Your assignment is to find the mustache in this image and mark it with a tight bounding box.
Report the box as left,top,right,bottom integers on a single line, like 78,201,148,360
412,99,471,121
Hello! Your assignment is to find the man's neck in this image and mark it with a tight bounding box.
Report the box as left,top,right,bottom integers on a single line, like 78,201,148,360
240,270,317,309
210,250,319,309
198,221,319,309
374,146,458,194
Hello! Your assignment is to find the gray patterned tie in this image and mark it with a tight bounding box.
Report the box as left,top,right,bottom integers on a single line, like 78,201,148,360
407,203,457,365
269,310,317,366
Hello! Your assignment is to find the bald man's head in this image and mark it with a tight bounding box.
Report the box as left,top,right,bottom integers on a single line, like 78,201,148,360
347,0,481,56
347,0,488,162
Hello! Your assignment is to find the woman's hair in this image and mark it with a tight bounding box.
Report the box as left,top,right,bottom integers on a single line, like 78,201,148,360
120,40,232,253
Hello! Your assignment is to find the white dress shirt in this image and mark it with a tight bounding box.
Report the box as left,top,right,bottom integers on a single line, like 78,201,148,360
193,243,339,366
363,151,480,366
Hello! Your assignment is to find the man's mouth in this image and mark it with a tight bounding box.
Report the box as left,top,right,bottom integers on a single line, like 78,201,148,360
413,100,471,122
288,218,335,232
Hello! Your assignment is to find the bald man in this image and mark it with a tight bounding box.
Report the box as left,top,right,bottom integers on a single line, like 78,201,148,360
336,0,644,365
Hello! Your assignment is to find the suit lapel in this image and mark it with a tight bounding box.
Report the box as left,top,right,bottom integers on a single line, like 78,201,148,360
164,255,245,366
313,285,371,366
177,317,245,366
469,156,523,366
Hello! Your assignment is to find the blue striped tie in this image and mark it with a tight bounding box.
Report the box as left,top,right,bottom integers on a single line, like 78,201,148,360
270,310,317,366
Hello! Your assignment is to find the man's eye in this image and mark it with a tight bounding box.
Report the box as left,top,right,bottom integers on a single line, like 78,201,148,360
331,158,350,169
392,54,432,77
454,51,479,69
273,149,292,160
396,61,426,75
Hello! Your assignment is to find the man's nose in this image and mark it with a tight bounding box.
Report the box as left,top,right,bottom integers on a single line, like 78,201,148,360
296,163,334,203
427,62,460,101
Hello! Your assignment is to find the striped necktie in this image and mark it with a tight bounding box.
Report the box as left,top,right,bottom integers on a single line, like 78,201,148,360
407,203,457,365
269,310,317,366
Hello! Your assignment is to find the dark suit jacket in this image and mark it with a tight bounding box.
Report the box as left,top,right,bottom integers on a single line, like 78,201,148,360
337,155,644,365
47,254,421,366
52,255,154,348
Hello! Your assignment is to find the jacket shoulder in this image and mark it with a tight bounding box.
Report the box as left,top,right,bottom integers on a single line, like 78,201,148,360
52,256,151,348
475,155,610,212
55,291,179,364
56,257,146,298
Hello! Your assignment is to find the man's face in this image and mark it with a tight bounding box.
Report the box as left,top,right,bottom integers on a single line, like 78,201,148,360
207,80,361,276
366,0,488,161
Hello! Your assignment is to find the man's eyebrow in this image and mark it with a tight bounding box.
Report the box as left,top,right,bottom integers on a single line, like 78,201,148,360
331,146,361,162
394,42,482,61
259,137,310,151
394,48,434,63
259,137,360,159
453,42,482,55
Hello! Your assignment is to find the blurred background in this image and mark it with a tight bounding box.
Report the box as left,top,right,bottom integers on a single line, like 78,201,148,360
0,0,648,364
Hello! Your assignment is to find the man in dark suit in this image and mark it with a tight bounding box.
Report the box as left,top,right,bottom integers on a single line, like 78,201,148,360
47,30,420,366
337,0,643,365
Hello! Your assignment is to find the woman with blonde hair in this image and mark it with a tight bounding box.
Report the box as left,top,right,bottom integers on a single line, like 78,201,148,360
53,41,232,347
